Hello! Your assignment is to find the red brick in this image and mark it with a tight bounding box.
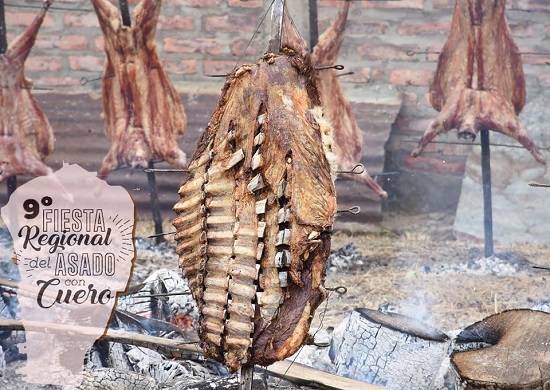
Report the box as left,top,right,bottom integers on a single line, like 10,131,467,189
343,67,371,83
432,0,453,7
25,56,62,72
229,0,261,7
357,43,418,62
36,35,88,51
402,92,418,107
203,60,237,76
442,143,473,157
203,15,256,33
509,0,550,11
539,73,550,88
33,77,80,87
426,45,443,62
94,36,105,52
361,0,423,9
390,69,432,86
6,12,54,27
158,15,194,30
518,47,550,64
395,116,432,132
404,155,465,176
508,21,534,38
398,21,451,36
164,59,198,75
229,39,263,57
69,56,104,72
64,12,99,28
164,37,223,55
347,21,389,36
186,0,222,6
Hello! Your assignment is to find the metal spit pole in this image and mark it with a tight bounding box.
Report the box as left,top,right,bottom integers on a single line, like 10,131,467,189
119,0,131,27
308,0,319,49
480,129,494,257
147,161,164,245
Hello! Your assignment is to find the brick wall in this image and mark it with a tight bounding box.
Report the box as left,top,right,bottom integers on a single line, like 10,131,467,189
5,0,550,213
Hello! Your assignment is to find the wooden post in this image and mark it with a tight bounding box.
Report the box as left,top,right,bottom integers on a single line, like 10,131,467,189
119,0,131,27
480,129,494,257
147,161,164,244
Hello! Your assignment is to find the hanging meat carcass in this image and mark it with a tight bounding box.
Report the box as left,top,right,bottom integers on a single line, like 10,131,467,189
311,2,387,198
173,31,337,371
411,0,546,165
91,0,187,178
0,0,54,182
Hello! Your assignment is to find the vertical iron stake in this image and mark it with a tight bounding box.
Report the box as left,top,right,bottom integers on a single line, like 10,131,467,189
239,366,254,390
480,129,494,257
147,161,164,244
119,0,131,27
0,0,7,53
309,0,319,49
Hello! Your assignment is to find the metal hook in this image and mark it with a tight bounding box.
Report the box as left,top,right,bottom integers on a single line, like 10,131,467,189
142,168,188,173
327,285,347,295
147,231,176,239
337,206,361,215
315,64,345,71
336,71,355,78
337,163,365,175
406,49,440,56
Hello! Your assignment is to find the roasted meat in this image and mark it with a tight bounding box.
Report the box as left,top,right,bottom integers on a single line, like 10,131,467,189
91,0,187,178
0,0,54,182
412,0,545,165
173,46,337,371
312,2,388,197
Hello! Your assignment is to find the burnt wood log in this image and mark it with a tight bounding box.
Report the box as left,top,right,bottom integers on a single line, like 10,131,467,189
452,309,550,389
330,308,450,388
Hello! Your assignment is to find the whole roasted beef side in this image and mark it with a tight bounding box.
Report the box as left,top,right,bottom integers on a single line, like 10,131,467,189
0,0,55,182
92,0,187,178
173,46,337,371
412,0,545,165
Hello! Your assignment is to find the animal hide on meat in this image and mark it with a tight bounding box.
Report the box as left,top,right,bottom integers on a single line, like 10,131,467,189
411,0,546,165
92,0,187,178
173,44,337,371
0,0,54,182
311,3,387,198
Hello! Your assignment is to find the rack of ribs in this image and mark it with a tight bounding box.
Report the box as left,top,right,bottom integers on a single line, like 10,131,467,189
312,2,388,198
0,0,55,182
173,41,337,371
91,0,187,178
411,0,546,165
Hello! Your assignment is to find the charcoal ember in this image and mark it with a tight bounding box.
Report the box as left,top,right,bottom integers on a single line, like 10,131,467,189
0,0,55,182
327,243,365,271
117,269,198,328
91,0,187,178
411,0,546,165
173,43,337,371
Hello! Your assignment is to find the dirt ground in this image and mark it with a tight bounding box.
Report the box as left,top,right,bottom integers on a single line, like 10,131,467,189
1,210,549,388
131,209,550,333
